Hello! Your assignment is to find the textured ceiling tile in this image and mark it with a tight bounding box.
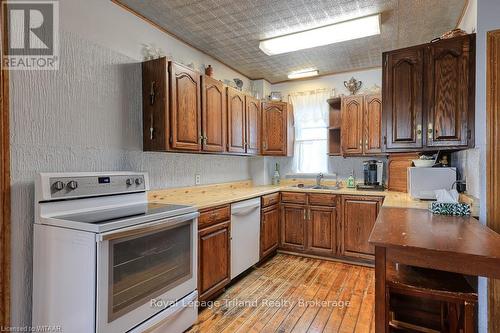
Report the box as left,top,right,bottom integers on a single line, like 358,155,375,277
119,0,465,82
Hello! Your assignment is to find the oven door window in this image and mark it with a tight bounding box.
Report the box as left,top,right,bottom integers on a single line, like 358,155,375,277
108,222,191,321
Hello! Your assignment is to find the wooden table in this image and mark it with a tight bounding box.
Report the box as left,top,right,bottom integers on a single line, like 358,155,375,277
369,207,500,333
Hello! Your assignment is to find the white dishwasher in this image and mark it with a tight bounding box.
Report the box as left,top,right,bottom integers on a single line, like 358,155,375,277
230,198,261,279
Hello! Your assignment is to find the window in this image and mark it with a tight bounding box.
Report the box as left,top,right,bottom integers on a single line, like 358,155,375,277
290,90,330,173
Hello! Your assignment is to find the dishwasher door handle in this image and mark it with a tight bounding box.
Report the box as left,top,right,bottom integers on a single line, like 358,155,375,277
231,205,260,217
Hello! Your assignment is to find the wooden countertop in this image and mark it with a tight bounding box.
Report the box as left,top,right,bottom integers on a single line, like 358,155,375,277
369,207,500,278
148,180,478,213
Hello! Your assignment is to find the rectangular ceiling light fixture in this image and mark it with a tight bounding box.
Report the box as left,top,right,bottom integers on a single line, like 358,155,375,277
259,13,381,55
287,69,319,79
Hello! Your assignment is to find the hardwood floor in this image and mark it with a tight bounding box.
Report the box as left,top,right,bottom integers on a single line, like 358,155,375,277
188,254,375,333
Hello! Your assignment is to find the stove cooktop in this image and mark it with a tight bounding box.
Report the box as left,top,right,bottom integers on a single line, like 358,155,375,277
44,202,198,233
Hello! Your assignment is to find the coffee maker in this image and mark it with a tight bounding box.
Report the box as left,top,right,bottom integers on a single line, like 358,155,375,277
357,160,384,190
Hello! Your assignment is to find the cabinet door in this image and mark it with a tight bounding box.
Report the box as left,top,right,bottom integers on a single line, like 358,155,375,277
342,196,383,259
364,95,383,154
281,203,306,250
202,76,225,152
341,96,364,155
245,96,261,155
169,62,201,151
227,88,246,153
383,47,424,150
307,206,336,256
260,204,279,259
262,102,287,155
426,35,473,147
198,221,231,301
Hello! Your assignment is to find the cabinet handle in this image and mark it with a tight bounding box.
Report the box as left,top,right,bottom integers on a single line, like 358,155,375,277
303,209,306,220
263,141,267,150
428,123,433,139
308,209,311,220
416,124,422,139
359,139,362,149
149,81,156,105
149,113,154,140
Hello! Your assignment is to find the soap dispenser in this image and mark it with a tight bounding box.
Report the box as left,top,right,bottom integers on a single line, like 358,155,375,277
347,170,356,188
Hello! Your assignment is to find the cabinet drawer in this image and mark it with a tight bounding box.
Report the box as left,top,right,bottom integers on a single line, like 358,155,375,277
281,192,307,204
199,205,230,229
261,192,280,207
308,193,337,206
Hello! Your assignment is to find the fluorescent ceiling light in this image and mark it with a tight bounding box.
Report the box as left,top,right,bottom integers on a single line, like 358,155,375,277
259,14,381,55
287,69,319,79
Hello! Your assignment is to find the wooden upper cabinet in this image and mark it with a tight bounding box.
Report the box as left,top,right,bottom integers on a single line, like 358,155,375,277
142,57,169,151
364,95,383,154
142,58,203,152
169,62,201,151
341,96,364,154
342,195,383,259
383,34,475,152
383,46,425,150
226,87,246,153
202,76,226,152
426,35,474,148
245,96,261,155
262,101,294,156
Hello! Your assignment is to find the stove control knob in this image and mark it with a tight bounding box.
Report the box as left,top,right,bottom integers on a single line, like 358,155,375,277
126,178,134,186
53,181,65,191
67,180,78,190
135,178,143,185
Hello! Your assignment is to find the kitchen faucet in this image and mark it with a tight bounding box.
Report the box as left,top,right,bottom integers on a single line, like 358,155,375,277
316,173,324,187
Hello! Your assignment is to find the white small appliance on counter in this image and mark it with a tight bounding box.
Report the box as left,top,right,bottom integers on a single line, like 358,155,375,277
407,167,457,200
33,172,199,333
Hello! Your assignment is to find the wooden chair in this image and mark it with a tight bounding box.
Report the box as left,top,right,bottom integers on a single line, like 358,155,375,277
386,263,477,333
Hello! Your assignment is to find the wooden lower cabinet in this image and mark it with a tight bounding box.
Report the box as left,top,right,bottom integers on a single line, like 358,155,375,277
307,205,336,256
281,203,306,251
280,193,337,257
341,195,384,259
198,220,230,301
260,203,280,259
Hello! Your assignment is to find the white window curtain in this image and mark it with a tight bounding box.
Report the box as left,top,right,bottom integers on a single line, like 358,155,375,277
290,90,330,173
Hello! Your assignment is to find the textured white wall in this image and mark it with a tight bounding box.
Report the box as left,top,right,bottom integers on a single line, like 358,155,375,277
458,0,477,33
9,31,250,327
61,0,251,90
271,68,382,98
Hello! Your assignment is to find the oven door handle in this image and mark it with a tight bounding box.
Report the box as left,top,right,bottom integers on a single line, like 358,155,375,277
98,211,199,241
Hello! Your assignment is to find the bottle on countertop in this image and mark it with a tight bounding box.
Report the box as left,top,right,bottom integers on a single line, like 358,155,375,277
272,163,280,185
347,170,356,188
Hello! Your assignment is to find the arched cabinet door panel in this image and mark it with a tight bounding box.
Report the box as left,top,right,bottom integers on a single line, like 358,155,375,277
382,47,424,150
426,35,473,148
202,76,226,152
170,62,201,151
226,87,246,154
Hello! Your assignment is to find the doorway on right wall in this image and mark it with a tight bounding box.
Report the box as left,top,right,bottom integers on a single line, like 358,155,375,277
487,29,500,332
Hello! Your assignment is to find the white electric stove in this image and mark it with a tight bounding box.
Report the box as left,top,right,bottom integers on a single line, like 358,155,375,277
32,172,199,333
